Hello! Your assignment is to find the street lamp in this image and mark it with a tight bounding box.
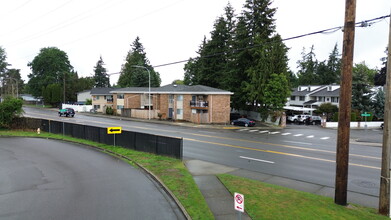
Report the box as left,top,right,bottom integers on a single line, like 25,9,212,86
132,65,151,120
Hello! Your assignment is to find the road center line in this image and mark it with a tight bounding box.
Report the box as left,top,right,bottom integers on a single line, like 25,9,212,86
239,156,274,164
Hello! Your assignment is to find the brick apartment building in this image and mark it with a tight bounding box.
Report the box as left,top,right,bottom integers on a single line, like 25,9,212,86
110,84,233,124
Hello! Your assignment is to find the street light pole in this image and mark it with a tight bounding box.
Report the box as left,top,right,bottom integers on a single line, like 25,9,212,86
132,65,151,120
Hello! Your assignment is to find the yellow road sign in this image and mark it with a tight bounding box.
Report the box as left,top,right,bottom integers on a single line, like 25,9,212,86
107,127,122,134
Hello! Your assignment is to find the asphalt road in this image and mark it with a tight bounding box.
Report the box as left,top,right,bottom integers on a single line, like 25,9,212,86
23,107,383,197
0,137,184,220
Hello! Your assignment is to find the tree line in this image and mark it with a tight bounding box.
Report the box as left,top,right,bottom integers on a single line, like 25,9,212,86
0,0,387,115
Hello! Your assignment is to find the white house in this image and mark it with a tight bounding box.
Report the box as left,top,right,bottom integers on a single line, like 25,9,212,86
287,84,340,109
76,90,91,104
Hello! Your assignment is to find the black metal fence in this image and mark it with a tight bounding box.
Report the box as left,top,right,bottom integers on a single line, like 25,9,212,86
15,117,183,159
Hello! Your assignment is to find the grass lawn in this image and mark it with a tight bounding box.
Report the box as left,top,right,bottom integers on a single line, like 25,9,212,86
0,130,214,220
218,174,387,220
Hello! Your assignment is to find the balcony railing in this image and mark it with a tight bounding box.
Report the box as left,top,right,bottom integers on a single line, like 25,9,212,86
190,101,208,108
107,98,114,103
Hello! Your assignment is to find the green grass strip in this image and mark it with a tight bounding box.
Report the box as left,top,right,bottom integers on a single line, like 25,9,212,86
217,173,387,220
0,130,214,220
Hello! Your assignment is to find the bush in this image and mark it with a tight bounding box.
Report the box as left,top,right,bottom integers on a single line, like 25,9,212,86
0,96,23,128
106,106,114,115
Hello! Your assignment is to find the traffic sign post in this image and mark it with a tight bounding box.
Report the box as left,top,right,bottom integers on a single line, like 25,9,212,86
234,192,244,220
361,112,371,130
107,127,122,146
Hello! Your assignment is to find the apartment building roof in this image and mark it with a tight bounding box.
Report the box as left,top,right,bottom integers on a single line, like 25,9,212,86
110,84,233,95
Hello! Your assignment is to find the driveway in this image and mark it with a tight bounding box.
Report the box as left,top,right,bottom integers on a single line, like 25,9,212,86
0,137,185,220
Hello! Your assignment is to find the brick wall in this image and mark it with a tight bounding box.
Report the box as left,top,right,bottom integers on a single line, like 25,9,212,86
159,94,169,119
210,95,230,123
125,94,141,109
183,95,192,121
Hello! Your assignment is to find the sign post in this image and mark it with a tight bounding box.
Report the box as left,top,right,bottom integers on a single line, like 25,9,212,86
234,192,244,220
361,112,370,130
107,127,122,146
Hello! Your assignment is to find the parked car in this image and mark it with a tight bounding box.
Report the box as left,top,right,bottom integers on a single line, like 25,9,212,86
231,118,255,127
308,116,322,125
287,115,310,124
381,123,384,130
59,108,75,117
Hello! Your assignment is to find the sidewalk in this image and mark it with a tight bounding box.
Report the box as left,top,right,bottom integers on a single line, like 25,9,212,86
185,159,378,219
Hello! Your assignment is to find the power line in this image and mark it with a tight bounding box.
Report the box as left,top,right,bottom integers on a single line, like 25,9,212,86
153,14,390,68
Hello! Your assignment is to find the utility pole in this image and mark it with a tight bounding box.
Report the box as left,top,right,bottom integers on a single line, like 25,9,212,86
379,12,391,216
63,72,66,104
334,0,356,206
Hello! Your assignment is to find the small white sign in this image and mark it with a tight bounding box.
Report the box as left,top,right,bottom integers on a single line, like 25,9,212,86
234,192,244,212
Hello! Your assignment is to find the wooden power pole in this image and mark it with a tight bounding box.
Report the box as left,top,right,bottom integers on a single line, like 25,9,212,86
335,0,356,206
379,12,391,216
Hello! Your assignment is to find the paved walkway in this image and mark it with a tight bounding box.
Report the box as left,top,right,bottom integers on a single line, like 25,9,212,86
185,159,378,219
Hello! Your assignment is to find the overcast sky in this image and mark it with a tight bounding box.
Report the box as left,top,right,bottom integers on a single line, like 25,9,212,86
1,0,390,86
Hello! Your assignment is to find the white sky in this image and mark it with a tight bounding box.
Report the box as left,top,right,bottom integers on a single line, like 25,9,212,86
1,0,390,86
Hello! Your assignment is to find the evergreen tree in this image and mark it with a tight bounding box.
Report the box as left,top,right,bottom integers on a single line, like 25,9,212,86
297,46,318,85
0,46,8,77
372,87,385,120
374,59,387,86
325,44,341,83
93,56,110,87
118,37,161,87
351,62,374,112
263,73,291,111
237,0,288,112
183,3,236,89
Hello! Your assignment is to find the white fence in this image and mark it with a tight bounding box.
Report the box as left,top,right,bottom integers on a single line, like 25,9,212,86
324,121,383,128
62,104,93,112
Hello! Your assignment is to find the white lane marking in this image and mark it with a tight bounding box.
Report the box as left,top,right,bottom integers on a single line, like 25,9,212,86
281,133,291,136
270,131,280,134
321,137,330,140
240,156,275,164
294,134,303,137
283,140,312,145
306,135,314,138
239,129,249,131
259,130,269,133
249,129,258,132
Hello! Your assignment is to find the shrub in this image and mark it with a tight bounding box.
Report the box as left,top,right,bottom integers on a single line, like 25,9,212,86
0,96,23,128
106,106,114,115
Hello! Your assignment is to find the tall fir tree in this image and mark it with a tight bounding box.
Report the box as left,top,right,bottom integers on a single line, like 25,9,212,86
351,62,375,113
184,3,236,89
118,37,161,87
297,46,318,85
93,56,110,87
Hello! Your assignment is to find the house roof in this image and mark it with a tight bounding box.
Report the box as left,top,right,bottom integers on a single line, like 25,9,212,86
311,88,340,97
110,84,233,95
90,87,118,95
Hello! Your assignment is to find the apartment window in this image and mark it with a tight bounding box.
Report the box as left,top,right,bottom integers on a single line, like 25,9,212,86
94,105,100,109
117,105,124,109
169,95,174,104
299,96,305,101
290,96,295,101
117,94,124,99
177,109,183,114
318,97,325,102
177,95,183,101
95,95,100,100
331,97,339,103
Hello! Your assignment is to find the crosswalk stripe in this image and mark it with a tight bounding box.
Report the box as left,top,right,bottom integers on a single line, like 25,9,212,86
249,130,258,132
270,131,280,134
306,135,314,138
281,133,291,135
321,137,330,140
259,130,269,133
294,134,303,137
239,129,249,131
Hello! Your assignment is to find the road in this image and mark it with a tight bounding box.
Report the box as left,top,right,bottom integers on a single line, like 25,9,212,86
0,137,184,220
23,107,383,198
